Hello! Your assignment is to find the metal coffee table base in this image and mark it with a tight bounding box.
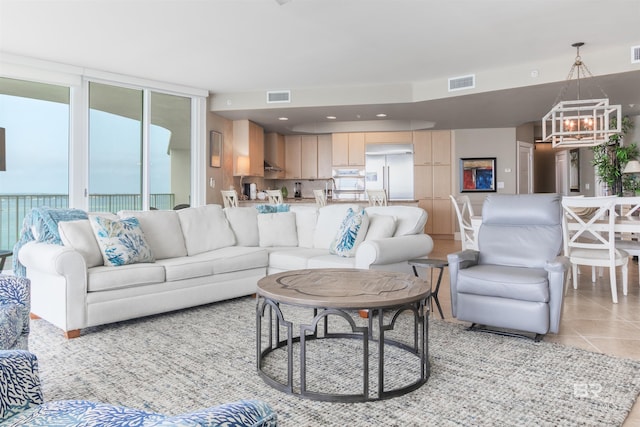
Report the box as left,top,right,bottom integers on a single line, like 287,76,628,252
256,297,430,402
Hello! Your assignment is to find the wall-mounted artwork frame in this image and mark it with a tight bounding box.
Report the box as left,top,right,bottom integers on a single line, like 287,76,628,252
460,157,496,192
209,131,222,168
569,148,580,192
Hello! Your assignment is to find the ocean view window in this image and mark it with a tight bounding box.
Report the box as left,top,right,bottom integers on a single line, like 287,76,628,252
0,77,70,255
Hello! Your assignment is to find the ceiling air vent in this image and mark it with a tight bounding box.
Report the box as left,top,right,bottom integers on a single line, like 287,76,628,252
266,90,291,104
632,46,640,64
448,74,475,92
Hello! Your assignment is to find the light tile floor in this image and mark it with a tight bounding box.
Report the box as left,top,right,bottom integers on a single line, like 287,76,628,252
428,238,640,427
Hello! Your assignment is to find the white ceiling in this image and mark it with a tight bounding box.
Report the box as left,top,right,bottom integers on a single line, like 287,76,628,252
1,0,640,135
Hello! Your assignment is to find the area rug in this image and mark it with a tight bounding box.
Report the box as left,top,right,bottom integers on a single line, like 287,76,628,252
28,296,640,426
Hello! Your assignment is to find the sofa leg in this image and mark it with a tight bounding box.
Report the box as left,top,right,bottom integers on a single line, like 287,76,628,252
64,330,81,339
30,313,41,320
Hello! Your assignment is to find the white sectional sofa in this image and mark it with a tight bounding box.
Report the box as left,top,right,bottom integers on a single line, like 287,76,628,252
18,203,433,338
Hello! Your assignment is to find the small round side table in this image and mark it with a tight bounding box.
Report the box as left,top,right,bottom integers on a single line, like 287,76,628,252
408,258,448,319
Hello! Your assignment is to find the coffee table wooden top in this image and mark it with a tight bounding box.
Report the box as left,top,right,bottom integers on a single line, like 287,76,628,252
257,268,429,309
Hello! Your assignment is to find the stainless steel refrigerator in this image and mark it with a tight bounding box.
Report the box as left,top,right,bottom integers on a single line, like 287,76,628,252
365,144,414,200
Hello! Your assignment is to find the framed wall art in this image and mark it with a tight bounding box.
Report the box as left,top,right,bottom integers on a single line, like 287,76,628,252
460,157,496,192
209,130,222,168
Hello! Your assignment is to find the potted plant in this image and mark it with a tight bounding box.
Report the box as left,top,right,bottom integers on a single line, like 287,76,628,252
591,116,638,196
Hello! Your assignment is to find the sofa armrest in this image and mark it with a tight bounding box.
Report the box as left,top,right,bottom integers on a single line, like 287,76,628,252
545,255,570,334
18,242,88,332
355,234,433,268
153,400,277,427
447,250,480,317
0,350,44,422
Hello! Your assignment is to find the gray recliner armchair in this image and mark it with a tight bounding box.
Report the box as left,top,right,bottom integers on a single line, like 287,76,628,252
448,193,569,340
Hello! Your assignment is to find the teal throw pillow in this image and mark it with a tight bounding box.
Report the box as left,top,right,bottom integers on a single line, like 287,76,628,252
330,208,370,257
90,216,155,266
255,204,290,214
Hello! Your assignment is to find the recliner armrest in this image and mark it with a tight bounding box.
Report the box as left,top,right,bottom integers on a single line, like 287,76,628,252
447,249,479,269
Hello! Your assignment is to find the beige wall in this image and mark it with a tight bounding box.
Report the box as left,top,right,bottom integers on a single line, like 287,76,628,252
453,128,517,213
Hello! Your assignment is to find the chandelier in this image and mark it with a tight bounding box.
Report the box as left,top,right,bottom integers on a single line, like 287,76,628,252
542,42,621,149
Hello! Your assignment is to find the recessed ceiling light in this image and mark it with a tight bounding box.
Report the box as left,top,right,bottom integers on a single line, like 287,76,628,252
376,113,387,118
326,115,337,120
278,117,288,121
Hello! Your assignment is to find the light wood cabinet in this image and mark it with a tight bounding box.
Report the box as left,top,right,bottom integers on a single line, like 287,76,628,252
365,131,412,144
317,134,332,179
432,130,451,165
332,132,365,166
284,135,302,179
300,135,318,179
264,132,285,179
413,165,433,199
413,130,453,235
413,130,432,165
233,119,264,177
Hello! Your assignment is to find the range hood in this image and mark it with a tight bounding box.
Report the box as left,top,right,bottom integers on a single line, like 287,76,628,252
264,160,283,172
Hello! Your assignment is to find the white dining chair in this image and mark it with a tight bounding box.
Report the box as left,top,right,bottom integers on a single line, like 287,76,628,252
366,189,387,206
313,189,327,207
614,196,640,283
561,196,628,303
220,190,238,208
449,194,477,250
265,189,283,204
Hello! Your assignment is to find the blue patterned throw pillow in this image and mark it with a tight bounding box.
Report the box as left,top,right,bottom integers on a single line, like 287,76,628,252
255,204,290,214
329,208,369,257
90,216,155,266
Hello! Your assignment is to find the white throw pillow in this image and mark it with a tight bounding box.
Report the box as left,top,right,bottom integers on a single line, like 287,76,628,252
177,205,237,256
290,206,318,248
224,207,259,247
257,212,298,247
118,210,187,259
89,216,155,266
364,214,397,241
58,219,104,268
329,208,370,257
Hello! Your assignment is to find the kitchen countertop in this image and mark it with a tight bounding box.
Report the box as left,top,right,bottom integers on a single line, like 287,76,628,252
239,198,418,206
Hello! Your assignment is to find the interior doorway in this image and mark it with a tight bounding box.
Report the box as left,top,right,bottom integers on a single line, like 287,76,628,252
517,141,533,194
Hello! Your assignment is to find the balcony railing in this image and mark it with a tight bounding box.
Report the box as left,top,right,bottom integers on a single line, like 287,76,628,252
0,193,175,256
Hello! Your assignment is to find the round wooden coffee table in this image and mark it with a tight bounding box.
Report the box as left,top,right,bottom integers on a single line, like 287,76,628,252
256,268,430,402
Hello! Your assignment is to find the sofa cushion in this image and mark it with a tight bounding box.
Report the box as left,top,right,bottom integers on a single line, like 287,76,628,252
89,216,155,266
257,212,298,247
203,246,268,274
268,248,328,271
58,220,104,268
155,256,214,282
365,206,427,236
307,254,358,269
289,206,318,248
224,207,259,247
88,263,166,292
313,204,361,249
364,214,397,241
457,264,549,303
177,205,236,256
118,210,187,260
330,208,370,257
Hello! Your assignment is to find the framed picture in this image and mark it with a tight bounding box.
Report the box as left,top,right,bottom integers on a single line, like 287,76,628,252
569,149,580,192
460,157,496,192
209,131,222,168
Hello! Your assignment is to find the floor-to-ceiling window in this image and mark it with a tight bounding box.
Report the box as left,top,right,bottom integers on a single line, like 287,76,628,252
88,82,192,212
0,77,70,259
0,60,205,270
